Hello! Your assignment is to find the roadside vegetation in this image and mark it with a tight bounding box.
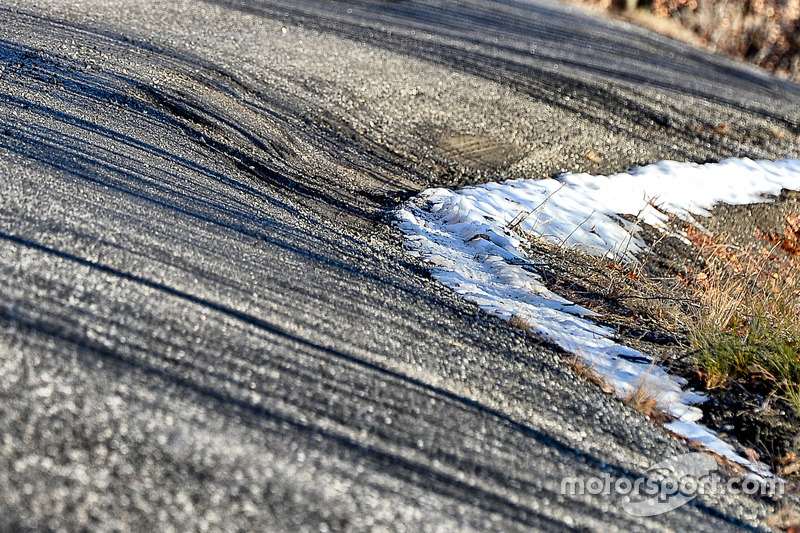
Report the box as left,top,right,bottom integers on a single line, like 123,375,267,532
518,203,800,470
571,0,800,82
687,218,800,416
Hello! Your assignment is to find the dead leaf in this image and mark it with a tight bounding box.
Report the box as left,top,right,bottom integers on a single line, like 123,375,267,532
763,213,800,256
781,461,800,476
780,452,798,466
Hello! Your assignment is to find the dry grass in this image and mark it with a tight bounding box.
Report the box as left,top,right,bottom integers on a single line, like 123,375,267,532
513,200,800,435
767,501,800,532
623,381,672,422
508,314,532,331
569,355,673,422
512,197,800,466
686,217,800,414
571,0,800,81
569,356,616,393
519,230,696,339
517,230,693,419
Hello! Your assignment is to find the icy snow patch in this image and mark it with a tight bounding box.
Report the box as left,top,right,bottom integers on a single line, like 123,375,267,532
397,158,800,474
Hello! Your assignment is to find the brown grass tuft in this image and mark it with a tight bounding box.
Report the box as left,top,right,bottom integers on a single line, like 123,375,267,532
767,501,800,532
623,383,671,423
508,314,532,331
569,356,615,393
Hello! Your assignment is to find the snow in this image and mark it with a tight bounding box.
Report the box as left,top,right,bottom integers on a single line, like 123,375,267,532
397,158,800,475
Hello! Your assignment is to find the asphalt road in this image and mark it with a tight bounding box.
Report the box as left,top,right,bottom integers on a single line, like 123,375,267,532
1,0,799,531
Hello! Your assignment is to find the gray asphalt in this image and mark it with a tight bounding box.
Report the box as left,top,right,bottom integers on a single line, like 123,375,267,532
1,0,799,531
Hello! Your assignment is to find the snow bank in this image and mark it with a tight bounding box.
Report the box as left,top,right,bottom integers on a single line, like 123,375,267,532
397,158,800,474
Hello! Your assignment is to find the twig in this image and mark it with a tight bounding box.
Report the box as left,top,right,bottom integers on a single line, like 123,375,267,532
529,182,567,236
613,294,701,306
561,209,596,247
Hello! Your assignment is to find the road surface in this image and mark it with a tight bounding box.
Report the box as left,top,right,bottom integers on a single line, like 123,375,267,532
1,0,799,530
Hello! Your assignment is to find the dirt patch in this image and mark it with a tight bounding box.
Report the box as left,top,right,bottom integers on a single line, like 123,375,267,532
435,133,525,172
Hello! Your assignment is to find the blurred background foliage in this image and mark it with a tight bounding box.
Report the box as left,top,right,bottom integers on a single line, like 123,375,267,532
577,0,800,81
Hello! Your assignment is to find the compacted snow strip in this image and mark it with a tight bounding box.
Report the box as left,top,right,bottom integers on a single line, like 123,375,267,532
397,158,800,474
